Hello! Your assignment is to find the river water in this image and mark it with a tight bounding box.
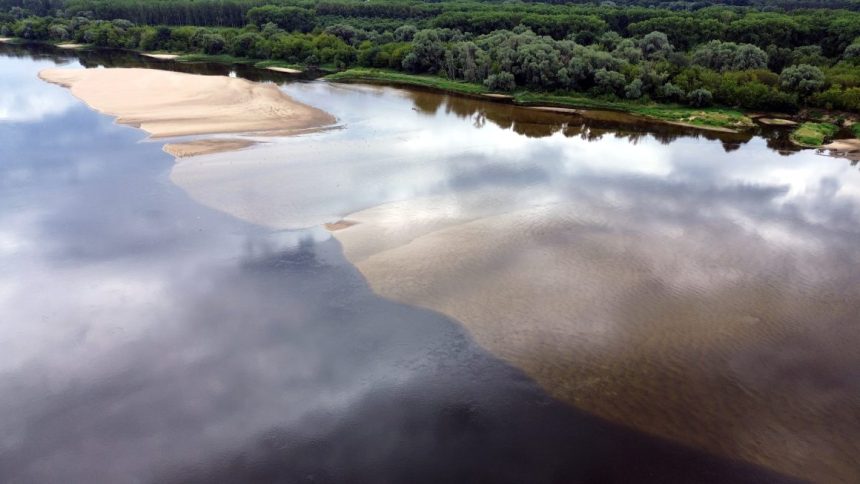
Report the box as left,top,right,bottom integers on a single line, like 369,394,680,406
0,43,857,483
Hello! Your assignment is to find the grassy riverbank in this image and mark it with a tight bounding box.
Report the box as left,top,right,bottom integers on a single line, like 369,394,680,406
325,68,755,132
789,122,840,147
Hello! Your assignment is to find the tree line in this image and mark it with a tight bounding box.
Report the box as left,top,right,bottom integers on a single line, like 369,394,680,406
2,0,860,113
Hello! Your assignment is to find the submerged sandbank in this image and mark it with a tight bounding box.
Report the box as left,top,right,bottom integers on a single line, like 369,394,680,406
331,195,860,483
163,139,257,158
39,67,336,139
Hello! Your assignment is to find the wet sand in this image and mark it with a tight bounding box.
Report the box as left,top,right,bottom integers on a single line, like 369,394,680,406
331,194,860,483
163,139,257,158
38,67,336,138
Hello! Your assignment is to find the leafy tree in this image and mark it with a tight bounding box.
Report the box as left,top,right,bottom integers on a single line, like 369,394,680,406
594,68,626,96
625,78,643,99
404,29,445,73
639,31,673,61
844,43,860,63
779,64,826,97
693,41,768,72
393,24,417,42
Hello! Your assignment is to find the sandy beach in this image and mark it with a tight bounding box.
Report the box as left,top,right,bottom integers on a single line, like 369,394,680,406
39,67,336,139
331,194,860,483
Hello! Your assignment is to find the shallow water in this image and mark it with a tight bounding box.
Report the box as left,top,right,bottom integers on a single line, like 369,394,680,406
0,43,857,483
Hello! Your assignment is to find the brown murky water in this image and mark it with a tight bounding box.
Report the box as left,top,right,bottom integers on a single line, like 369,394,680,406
1,43,858,483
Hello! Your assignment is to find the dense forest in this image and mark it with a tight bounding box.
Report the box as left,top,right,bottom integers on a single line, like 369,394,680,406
2,0,860,113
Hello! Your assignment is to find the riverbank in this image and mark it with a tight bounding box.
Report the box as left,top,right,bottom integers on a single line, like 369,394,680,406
39,67,336,142
325,68,755,132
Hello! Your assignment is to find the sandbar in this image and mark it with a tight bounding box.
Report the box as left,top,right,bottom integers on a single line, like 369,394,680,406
56,43,85,49
142,53,180,60
163,139,257,158
331,194,860,483
39,67,336,138
758,117,797,126
266,66,303,74
0,37,11,42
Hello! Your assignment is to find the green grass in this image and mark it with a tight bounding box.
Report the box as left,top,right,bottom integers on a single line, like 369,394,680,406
326,69,753,131
517,92,753,130
790,122,839,146
852,123,860,139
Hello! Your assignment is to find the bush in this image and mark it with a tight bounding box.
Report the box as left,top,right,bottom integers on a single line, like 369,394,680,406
688,88,713,107
484,72,515,91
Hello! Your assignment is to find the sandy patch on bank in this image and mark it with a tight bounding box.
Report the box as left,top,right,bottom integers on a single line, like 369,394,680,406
0,37,11,42
142,53,180,60
56,43,85,49
331,195,860,483
163,139,257,158
822,138,860,162
39,67,336,138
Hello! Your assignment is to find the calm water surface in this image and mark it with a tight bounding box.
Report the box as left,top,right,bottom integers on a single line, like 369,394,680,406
0,44,857,483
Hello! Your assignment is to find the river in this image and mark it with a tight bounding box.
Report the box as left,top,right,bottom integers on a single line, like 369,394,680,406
1,43,858,483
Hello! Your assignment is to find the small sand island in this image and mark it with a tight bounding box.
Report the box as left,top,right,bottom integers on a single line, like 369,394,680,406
266,66,303,74
39,67,336,155
142,53,180,60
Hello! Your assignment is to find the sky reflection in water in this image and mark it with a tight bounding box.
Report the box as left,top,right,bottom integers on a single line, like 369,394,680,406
0,46,856,483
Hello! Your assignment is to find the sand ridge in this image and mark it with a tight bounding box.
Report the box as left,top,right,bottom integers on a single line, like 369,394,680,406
39,67,336,139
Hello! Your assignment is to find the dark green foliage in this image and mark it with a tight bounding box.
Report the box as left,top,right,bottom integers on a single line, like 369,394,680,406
3,0,860,113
